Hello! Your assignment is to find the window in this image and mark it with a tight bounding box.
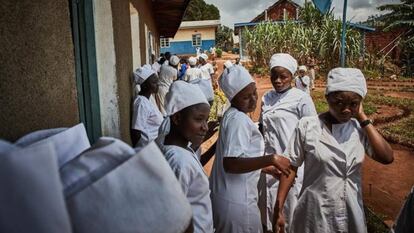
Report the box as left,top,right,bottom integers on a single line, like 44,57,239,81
160,38,170,48
192,34,201,47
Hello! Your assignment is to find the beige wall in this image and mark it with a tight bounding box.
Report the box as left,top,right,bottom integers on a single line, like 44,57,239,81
172,27,216,41
0,0,79,141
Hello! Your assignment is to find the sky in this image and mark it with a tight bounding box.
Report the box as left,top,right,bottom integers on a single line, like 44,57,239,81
204,0,400,28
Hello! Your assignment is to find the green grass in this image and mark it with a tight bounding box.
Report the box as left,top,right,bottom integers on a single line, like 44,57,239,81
365,206,390,233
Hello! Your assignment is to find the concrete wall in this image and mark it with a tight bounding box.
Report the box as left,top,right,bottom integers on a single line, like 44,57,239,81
173,27,216,41
0,0,79,141
161,27,216,54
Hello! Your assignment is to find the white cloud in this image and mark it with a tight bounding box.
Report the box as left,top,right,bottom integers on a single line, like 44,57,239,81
204,0,400,28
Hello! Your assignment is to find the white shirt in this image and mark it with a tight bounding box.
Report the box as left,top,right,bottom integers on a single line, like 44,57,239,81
210,107,265,232
285,116,373,233
294,75,311,94
131,96,164,148
184,67,202,82
162,145,214,233
159,65,177,88
199,63,214,80
259,88,317,230
152,62,161,74
196,63,214,101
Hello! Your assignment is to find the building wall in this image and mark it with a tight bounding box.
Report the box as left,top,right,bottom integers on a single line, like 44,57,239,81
0,0,79,141
161,27,216,55
365,28,405,60
252,1,298,22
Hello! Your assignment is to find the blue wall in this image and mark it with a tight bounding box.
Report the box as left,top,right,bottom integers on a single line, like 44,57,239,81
161,40,215,55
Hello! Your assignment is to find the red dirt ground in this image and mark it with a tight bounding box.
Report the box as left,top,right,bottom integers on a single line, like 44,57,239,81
202,55,414,225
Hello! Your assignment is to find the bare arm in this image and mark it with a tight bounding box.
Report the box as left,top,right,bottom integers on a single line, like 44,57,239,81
357,105,394,164
273,166,298,233
130,129,141,147
223,155,290,176
200,142,216,166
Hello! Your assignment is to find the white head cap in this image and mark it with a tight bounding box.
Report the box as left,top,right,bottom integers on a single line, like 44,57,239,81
199,53,208,61
188,56,197,66
169,55,180,66
269,53,298,76
298,65,307,72
326,67,367,98
165,80,209,116
224,60,233,68
133,64,156,85
219,65,254,101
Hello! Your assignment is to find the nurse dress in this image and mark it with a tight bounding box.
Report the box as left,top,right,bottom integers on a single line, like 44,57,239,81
198,63,215,102
210,107,265,233
156,65,177,115
161,145,214,233
285,116,373,233
258,88,316,231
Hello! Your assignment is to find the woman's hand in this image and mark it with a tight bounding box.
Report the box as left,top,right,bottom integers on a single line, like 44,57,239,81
272,155,290,177
262,166,282,179
356,103,368,122
273,211,286,233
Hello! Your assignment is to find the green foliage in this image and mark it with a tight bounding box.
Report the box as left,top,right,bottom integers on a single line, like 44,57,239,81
215,48,222,58
183,0,220,21
216,25,234,51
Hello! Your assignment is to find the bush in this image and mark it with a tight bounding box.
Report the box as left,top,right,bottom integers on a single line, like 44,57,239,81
216,48,222,58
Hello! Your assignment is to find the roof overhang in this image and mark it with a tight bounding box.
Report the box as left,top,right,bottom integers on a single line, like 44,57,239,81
153,0,191,38
179,20,221,29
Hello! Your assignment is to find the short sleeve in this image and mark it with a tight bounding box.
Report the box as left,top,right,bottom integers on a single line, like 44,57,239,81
222,115,251,157
131,99,150,131
298,94,317,117
283,121,306,167
174,166,192,195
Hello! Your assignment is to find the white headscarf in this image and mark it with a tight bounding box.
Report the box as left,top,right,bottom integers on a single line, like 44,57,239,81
169,55,180,66
133,64,155,85
165,80,209,116
326,67,367,98
269,53,298,76
199,53,208,61
219,65,254,101
224,60,233,68
188,56,197,66
298,65,307,72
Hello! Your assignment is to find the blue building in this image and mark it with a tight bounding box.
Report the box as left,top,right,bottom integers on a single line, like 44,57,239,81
160,20,220,55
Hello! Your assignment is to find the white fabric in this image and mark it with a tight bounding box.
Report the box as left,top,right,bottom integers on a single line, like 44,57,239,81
189,56,198,66
161,145,214,233
258,88,317,231
210,107,265,233
165,80,209,116
199,53,208,61
269,53,298,76
298,65,307,72
184,67,202,82
326,67,367,98
284,116,373,233
219,65,254,101
224,60,233,68
65,141,193,233
156,64,178,115
199,63,214,80
0,141,72,233
170,55,180,66
152,62,161,74
131,95,164,148
189,76,215,102
294,75,311,94
15,123,90,167
133,64,155,85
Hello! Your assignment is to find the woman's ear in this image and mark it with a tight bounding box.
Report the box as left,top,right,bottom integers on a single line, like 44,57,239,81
171,112,181,126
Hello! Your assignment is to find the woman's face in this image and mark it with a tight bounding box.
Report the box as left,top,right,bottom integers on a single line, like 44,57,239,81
144,74,159,94
326,91,362,123
177,103,210,146
231,82,258,113
270,66,293,92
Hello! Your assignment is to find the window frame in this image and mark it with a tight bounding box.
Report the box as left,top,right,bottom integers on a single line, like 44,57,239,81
192,34,202,47
160,37,170,48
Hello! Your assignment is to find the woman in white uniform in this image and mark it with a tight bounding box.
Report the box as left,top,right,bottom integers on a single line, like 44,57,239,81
159,81,214,233
131,65,163,148
274,68,394,233
294,65,311,94
198,53,215,105
210,65,291,233
258,54,317,233
184,57,202,83
156,55,179,115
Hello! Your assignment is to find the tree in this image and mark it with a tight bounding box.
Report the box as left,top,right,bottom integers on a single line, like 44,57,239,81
378,0,414,76
183,0,220,21
216,25,234,51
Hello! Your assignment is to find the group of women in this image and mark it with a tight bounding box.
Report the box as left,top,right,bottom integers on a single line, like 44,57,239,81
131,52,394,233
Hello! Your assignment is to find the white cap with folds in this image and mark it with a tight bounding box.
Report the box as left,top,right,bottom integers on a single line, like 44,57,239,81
188,56,197,66
224,60,233,68
199,53,208,61
165,80,209,116
219,65,254,101
133,64,155,85
326,67,367,98
298,65,307,72
269,53,298,76
169,55,180,66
